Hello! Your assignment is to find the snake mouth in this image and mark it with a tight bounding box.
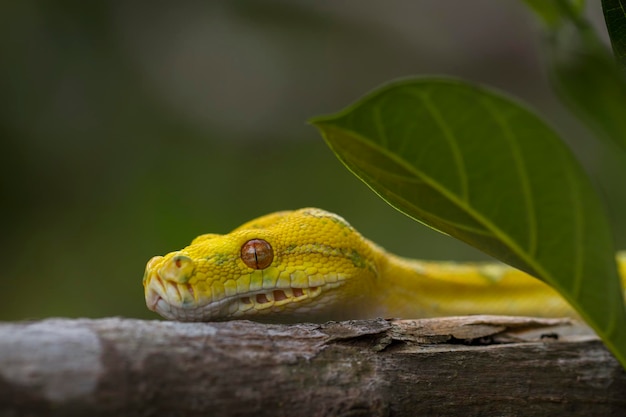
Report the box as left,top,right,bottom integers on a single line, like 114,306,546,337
144,271,342,322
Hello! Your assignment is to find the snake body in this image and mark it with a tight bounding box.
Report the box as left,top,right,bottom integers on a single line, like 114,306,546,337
143,208,626,322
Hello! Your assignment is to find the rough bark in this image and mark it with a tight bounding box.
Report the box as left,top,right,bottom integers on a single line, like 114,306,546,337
0,316,624,417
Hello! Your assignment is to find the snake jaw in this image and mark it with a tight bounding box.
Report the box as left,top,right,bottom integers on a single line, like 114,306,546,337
144,268,344,322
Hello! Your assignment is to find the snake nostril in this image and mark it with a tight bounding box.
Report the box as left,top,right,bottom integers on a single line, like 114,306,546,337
159,254,195,284
173,255,192,269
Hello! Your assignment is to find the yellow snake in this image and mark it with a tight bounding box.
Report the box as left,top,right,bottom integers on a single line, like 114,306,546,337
143,208,626,323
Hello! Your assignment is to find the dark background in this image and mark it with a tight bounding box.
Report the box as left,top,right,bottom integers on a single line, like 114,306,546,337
1,1,621,320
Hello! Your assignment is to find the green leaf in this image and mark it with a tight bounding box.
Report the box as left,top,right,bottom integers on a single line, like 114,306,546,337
311,78,626,367
523,0,626,248
602,0,626,67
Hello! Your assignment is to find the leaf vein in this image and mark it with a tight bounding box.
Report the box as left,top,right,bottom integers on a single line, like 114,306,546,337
413,91,470,202
481,99,538,258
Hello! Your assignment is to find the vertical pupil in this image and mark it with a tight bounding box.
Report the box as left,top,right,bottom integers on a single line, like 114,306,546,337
241,239,273,270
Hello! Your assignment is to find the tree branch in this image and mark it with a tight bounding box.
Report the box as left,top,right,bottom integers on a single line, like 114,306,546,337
0,316,624,417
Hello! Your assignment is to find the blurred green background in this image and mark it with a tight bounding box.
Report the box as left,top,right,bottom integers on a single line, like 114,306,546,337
1,1,622,321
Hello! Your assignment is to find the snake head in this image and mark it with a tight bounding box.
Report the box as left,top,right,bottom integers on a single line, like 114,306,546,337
143,208,380,322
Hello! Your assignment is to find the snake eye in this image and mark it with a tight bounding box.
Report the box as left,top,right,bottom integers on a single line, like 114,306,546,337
241,239,274,270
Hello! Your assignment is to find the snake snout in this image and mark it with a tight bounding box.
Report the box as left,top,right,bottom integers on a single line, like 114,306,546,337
144,253,199,317
158,254,196,284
